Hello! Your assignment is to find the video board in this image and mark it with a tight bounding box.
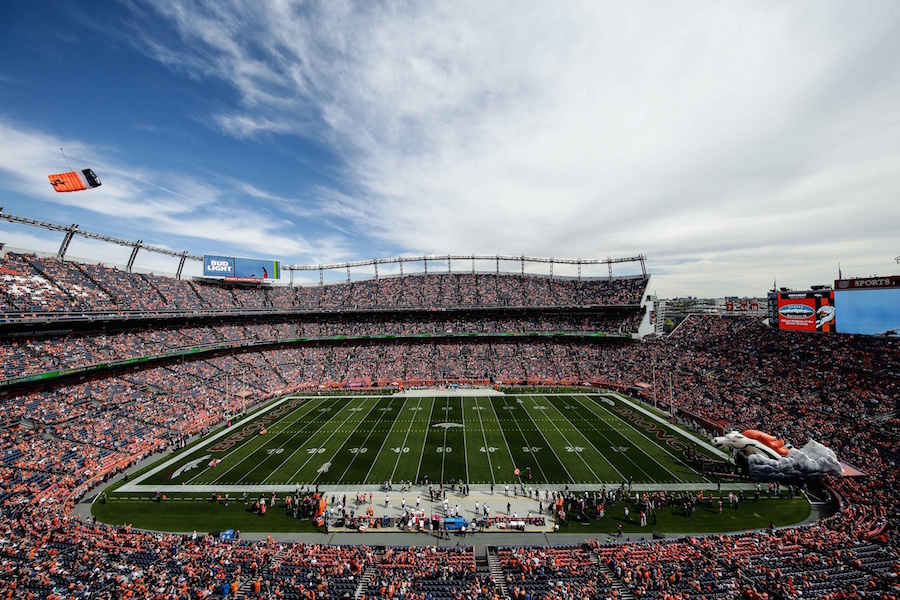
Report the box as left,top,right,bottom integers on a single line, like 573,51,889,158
771,291,835,332
833,276,900,336
203,255,281,282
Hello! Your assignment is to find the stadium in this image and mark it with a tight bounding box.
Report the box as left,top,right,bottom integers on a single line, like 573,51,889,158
0,211,897,600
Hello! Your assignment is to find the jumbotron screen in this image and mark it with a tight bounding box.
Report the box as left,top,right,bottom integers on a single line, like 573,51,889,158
834,276,900,336
769,291,835,332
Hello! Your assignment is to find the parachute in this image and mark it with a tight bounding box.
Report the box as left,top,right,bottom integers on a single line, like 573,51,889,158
48,168,102,193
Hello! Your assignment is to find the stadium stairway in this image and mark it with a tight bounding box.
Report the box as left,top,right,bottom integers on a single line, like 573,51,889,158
595,554,636,600
235,577,254,599
474,554,491,578
485,547,510,599
22,255,80,307
354,566,376,600
139,272,171,307
236,543,284,599
73,262,118,305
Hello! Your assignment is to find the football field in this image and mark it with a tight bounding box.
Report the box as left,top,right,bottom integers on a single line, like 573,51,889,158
128,392,720,491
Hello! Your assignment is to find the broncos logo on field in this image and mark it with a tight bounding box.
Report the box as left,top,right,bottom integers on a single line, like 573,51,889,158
432,422,464,429
166,455,211,479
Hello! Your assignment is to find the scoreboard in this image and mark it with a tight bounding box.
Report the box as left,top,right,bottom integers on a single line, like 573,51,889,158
768,276,900,336
767,291,834,332
833,276,900,335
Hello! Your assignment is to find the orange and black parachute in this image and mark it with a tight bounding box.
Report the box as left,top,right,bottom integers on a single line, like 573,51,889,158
48,169,102,192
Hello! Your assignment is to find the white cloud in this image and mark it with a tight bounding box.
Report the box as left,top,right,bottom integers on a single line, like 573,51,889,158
215,114,297,138
0,119,318,261
88,2,900,294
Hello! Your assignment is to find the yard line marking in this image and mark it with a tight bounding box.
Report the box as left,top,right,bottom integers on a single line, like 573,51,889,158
528,395,603,481
567,394,669,482
412,398,437,484
440,397,450,482
364,396,418,485
308,396,384,485
503,395,574,483
258,397,358,483
470,397,495,479
487,395,520,484
283,397,377,484
120,395,328,491
461,397,470,484
385,397,425,484
338,397,405,482
488,396,549,483
190,395,331,485
542,394,629,481
559,393,651,481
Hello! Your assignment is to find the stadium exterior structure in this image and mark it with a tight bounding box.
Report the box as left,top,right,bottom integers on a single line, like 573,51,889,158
1,207,647,285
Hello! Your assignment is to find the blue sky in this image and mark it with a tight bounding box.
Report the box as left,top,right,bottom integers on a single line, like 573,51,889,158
0,1,898,296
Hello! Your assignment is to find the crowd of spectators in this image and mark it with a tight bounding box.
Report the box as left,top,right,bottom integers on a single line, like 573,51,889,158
0,252,647,317
0,313,641,383
495,544,614,599
0,250,897,597
361,545,496,600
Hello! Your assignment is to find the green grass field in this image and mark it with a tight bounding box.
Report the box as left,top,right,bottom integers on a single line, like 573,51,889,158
137,393,719,488
90,490,810,535
96,392,814,534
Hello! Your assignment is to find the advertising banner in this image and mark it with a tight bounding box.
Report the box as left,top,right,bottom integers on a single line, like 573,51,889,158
203,255,280,281
776,291,835,332
233,257,279,280
834,276,900,291
204,255,235,276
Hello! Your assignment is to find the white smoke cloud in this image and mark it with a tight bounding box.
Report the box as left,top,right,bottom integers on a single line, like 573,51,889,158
748,439,842,482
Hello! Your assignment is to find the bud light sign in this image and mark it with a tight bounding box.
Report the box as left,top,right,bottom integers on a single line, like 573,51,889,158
204,255,235,276
203,255,280,281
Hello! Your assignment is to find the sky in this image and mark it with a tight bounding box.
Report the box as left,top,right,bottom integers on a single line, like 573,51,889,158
0,1,898,297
